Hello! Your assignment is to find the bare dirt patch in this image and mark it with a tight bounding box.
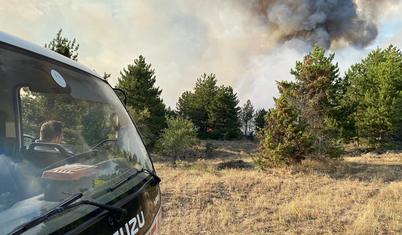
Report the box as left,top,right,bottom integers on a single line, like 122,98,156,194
216,159,254,170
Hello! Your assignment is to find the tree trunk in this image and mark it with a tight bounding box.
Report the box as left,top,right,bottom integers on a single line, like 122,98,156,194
245,122,248,136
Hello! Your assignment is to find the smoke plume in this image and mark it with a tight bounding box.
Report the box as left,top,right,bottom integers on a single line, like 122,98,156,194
1,0,398,110
251,0,379,49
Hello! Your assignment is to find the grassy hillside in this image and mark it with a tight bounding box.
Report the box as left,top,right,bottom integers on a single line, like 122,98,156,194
152,140,402,234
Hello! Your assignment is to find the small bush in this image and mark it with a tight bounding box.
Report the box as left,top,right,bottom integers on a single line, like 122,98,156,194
193,159,206,170
160,115,198,163
175,160,192,169
205,141,216,157
206,166,215,172
252,154,265,168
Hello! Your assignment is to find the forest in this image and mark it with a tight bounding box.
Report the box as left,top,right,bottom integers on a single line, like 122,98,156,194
24,29,402,168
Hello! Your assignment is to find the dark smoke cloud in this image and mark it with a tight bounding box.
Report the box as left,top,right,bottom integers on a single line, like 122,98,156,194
251,0,379,49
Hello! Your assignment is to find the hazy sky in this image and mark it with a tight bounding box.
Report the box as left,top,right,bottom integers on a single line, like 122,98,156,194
1,0,402,110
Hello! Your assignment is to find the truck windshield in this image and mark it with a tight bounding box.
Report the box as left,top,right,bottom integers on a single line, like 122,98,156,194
0,42,154,234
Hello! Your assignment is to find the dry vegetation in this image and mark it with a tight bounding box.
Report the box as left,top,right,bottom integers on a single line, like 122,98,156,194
152,140,402,234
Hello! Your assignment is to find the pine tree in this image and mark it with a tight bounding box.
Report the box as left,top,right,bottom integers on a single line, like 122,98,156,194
126,106,152,145
116,55,166,140
45,29,79,61
255,108,269,134
208,85,241,140
346,45,402,148
177,73,218,133
280,44,348,158
177,73,241,139
289,44,342,131
258,98,314,167
240,100,254,136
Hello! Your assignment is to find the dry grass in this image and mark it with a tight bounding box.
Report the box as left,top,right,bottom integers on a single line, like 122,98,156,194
152,140,402,234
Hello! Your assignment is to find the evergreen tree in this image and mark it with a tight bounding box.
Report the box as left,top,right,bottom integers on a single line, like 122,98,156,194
346,45,402,148
103,72,111,81
258,98,314,167
116,55,166,140
165,106,177,119
177,73,240,139
255,108,268,133
177,73,218,133
127,106,152,145
45,29,79,61
240,100,254,136
208,85,241,140
278,44,348,158
289,44,343,131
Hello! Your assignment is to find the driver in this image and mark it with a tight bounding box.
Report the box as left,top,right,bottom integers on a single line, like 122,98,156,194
38,120,63,144
35,120,73,156
16,121,72,195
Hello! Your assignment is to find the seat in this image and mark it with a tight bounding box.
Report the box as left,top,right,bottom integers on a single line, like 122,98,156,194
24,143,68,169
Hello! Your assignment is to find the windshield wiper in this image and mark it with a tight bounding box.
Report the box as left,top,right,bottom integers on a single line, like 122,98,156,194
108,168,161,192
8,193,127,235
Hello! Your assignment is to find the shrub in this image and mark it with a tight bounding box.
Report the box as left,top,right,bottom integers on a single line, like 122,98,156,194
160,115,198,163
252,154,265,169
205,141,216,158
193,159,206,170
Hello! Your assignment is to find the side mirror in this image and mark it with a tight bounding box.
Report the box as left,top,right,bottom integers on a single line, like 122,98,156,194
109,111,128,132
109,112,120,132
